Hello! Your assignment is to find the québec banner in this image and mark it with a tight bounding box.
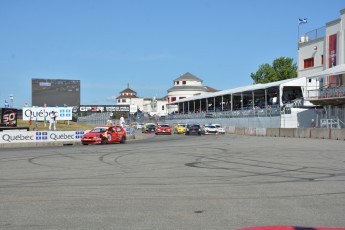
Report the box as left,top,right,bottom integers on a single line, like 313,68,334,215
0,130,85,144
22,107,73,121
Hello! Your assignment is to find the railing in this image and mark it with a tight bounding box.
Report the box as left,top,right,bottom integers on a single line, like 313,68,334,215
307,86,345,99
320,119,340,128
301,26,326,43
165,107,281,120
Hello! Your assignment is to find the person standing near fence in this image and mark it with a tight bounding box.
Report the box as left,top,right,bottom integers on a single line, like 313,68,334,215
49,111,58,131
119,114,125,127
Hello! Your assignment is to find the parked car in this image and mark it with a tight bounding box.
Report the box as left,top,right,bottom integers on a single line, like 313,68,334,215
155,123,172,135
142,123,156,133
173,123,188,134
213,124,226,134
185,123,201,135
81,125,126,145
201,124,218,134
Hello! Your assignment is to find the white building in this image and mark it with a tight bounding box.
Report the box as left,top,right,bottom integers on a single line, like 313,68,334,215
116,86,168,116
300,8,345,127
167,72,218,113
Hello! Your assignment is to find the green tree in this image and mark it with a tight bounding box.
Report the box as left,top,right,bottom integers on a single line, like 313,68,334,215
251,57,297,84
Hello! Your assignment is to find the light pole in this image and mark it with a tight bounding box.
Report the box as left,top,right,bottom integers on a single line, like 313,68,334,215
9,94,14,108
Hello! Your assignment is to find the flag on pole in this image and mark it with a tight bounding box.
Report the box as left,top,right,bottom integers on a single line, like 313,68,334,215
299,18,307,24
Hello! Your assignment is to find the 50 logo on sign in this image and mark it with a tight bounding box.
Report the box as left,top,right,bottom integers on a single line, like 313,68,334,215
1,108,17,127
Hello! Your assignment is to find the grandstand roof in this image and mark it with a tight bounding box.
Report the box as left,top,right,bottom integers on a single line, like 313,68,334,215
168,77,306,104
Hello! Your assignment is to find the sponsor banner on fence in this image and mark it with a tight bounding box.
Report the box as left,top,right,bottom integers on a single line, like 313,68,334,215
78,105,130,113
22,107,73,121
0,130,86,144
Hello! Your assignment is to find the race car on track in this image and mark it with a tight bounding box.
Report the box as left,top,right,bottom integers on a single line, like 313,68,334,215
173,123,187,134
185,123,202,136
155,123,172,135
81,125,126,145
213,124,226,134
201,124,218,135
142,123,156,133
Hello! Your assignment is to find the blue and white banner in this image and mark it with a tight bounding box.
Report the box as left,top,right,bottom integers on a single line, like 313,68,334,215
22,107,73,121
0,130,86,144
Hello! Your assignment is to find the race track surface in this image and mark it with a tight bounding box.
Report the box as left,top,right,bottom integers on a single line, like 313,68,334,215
1,134,344,230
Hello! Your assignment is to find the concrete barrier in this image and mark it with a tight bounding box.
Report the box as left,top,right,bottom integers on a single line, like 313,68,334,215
245,128,256,136
266,128,280,137
226,126,236,134
294,128,311,138
311,128,330,139
256,128,267,136
330,129,345,140
235,128,245,135
279,128,295,138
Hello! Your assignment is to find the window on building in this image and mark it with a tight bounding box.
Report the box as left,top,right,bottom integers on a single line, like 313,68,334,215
176,81,179,85
122,99,126,103
162,105,165,110
117,99,120,103
182,81,186,85
304,58,314,68
321,55,324,65
179,97,186,100
171,97,176,102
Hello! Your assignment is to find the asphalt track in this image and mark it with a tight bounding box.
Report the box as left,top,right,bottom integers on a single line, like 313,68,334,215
0,133,345,230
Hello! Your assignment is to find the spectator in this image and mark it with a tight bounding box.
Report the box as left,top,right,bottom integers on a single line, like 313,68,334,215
49,111,58,131
119,114,125,127
311,119,316,128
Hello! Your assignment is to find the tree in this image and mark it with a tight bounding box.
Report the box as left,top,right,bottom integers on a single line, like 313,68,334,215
251,57,297,84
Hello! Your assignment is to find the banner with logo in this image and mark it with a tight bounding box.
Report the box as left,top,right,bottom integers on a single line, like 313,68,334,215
77,105,130,113
22,107,73,121
0,130,86,144
329,34,337,68
1,108,18,127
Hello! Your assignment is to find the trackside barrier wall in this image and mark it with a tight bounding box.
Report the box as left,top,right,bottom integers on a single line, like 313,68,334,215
279,128,295,138
310,128,330,139
255,128,267,136
294,128,311,138
223,127,344,141
0,128,136,148
235,128,245,135
266,128,280,137
245,128,256,136
330,129,345,140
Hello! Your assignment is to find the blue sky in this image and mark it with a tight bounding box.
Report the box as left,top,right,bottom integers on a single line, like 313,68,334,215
0,0,344,108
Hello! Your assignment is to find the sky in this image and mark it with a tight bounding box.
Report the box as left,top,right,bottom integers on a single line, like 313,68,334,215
0,0,344,108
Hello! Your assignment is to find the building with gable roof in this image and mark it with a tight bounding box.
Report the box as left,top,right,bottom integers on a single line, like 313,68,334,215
116,73,218,116
167,72,218,104
116,85,168,116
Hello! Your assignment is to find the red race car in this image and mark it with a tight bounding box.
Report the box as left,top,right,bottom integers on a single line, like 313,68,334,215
81,126,126,145
155,123,172,135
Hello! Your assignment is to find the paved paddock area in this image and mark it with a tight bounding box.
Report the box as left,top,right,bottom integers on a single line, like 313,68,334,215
0,134,344,230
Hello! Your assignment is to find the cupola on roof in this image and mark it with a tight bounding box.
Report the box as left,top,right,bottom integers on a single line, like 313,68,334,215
174,72,203,82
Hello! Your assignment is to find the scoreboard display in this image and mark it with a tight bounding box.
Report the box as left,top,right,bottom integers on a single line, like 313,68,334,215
32,78,80,107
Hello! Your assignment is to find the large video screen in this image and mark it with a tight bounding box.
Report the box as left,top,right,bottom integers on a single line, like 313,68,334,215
32,79,80,107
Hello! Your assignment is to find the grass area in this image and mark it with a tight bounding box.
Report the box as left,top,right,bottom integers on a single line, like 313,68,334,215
17,119,94,131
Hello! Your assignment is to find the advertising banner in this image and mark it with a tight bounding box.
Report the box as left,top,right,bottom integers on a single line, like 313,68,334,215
22,107,73,121
329,34,337,68
0,130,86,144
0,108,18,127
78,105,130,113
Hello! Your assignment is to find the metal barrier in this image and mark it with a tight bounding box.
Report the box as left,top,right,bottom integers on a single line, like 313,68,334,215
165,107,281,120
